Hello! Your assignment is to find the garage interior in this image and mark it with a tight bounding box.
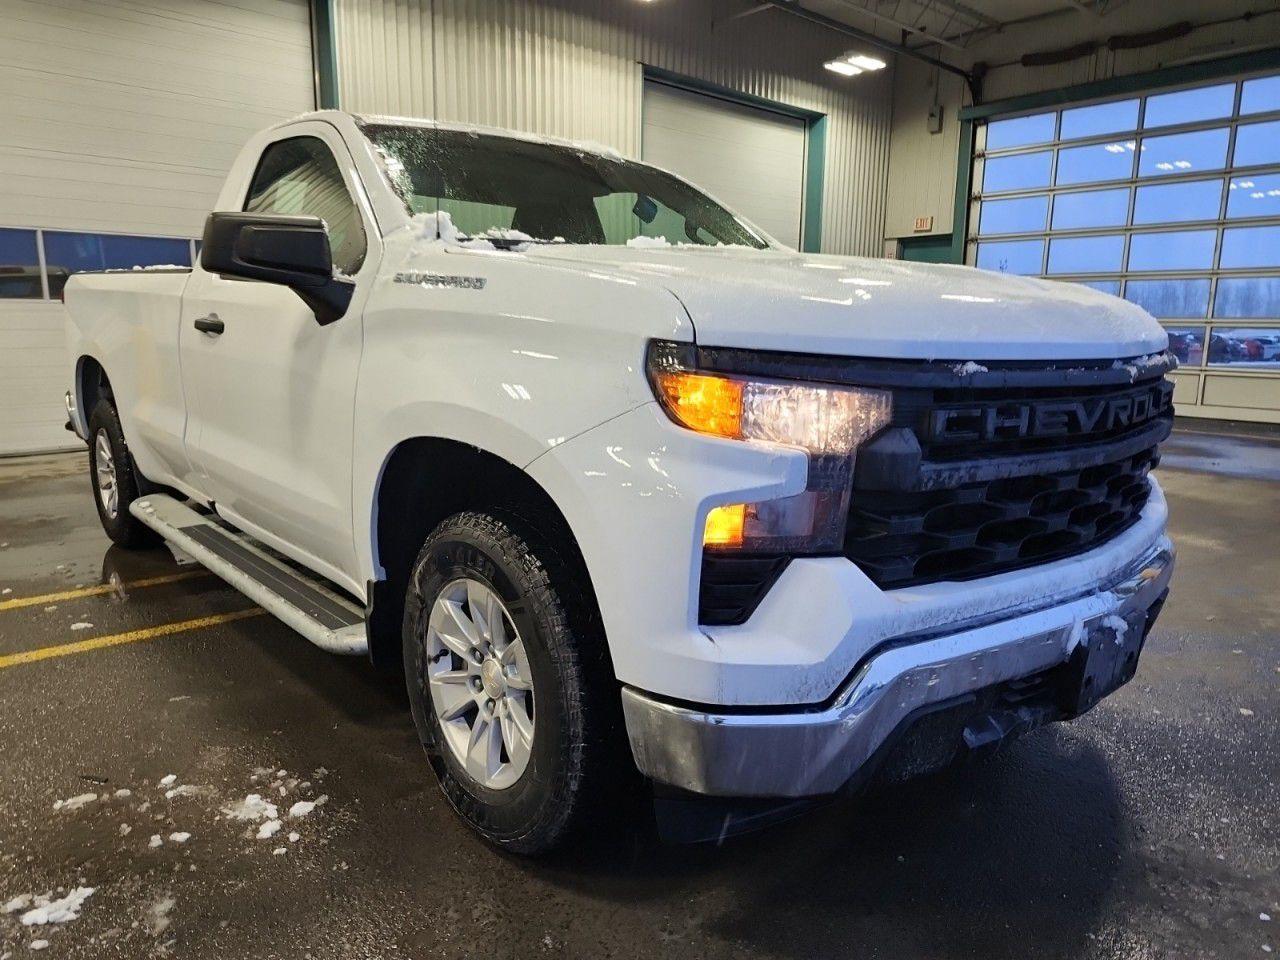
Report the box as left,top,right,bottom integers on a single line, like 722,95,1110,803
0,0,1277,957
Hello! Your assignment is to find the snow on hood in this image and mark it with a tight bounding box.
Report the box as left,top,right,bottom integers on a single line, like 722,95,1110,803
517,245,1167,361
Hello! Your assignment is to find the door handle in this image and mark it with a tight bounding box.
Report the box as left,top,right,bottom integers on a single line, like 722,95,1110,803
194,314,225,335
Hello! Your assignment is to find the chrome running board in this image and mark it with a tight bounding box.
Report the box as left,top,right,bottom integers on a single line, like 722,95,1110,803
129,494,367,655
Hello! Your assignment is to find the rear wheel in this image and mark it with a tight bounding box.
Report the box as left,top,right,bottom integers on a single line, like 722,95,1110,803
86,399,158,548
402,510,618,855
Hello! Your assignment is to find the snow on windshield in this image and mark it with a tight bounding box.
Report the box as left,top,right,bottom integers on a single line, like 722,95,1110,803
361,121,768,250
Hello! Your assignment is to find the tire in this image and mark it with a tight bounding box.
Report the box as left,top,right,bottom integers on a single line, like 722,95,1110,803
86,399,159,549
402,510,620,855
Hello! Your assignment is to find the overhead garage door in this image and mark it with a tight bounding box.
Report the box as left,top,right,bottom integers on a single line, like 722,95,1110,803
0,0,316,455
969,70,1280,424
642,80,807,248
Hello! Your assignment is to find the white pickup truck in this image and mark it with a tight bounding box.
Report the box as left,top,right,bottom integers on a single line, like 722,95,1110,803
64,110,1175,853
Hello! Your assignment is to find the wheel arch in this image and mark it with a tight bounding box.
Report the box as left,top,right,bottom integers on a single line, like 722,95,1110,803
366,436,607,674
74,354,112,434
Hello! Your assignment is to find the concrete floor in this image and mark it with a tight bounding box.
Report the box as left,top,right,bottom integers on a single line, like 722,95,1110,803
0,432,1276,959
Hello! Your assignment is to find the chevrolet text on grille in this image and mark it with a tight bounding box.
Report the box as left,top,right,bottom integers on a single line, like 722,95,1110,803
928,381,1173,442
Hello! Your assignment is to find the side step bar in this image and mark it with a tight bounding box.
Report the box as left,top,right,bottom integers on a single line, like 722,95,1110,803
129,494,367,655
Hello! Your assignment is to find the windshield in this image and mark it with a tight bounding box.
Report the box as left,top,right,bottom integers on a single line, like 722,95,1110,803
360,121,769,249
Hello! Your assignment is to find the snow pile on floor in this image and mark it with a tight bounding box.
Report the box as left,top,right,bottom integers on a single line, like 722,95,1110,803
288,800,316,818
256,819,282,840
149,896,176,937
14,887,95,926
221,794,278,823
164,784,212,800
52,793,97,812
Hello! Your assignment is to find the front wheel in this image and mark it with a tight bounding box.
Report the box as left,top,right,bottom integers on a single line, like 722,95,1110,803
86,400,158,548
403,511,617,855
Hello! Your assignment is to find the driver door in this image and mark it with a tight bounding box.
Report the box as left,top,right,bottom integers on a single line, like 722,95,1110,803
178,126,376,593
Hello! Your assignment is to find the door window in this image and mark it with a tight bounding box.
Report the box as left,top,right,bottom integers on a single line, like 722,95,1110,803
244,136,366,275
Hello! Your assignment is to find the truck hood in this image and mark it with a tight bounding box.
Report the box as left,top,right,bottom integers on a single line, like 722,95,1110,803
519,245,1166,361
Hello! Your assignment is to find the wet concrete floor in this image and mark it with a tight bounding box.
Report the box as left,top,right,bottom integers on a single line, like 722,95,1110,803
0,431,1276,959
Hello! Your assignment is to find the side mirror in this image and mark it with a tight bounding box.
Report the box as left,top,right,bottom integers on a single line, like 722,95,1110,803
200,212,354,325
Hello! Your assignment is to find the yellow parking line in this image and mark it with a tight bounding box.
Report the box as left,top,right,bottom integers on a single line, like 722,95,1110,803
0,571,213,612
0,608,265,670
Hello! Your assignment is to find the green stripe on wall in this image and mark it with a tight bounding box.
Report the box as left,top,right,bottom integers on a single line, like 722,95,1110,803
802,116,826,253
311,0,340,110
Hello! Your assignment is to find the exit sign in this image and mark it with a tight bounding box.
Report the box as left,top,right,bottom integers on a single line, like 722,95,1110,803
913,215,934,232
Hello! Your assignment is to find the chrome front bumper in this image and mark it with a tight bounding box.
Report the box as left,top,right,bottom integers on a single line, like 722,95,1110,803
622,542,1174,798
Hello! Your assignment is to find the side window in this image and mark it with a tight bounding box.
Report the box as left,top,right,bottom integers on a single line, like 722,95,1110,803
244,136,366,275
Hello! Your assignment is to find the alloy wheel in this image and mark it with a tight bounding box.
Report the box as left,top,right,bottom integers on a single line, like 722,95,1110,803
94,429,118,519
424,577,536,790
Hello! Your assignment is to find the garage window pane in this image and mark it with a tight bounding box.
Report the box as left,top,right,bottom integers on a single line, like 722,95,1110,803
1139,128,1229,177
1240,74,1280,115
1220,225,1280,269
1056,142,1134,185
1133,179,1222,224
0,227,41,298
1163,326,1205,365
1209,327,1280,366
986,113,1055,150
978,195,1048,234
43,232,191,297
1227,174,1280,218
1128,230,1217,272
1214,277,1280,318
976,239,1043,275
982,151,1052,193
1233,119,1280,168
1051,188,1129,229
1075,279,1121,295
1125,278,1211,317
1046,234,1124,274
1143,83,1236,128
1060,99,1138,140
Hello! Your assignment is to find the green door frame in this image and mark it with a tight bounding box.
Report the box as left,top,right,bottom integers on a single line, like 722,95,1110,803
310,0,340,110
641,66,827,253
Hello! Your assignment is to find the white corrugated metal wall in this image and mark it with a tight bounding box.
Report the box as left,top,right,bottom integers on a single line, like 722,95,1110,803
0,0,315,455
332,0,895,258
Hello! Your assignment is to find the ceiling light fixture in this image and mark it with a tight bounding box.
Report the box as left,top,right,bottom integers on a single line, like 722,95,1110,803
824,60,863,76
845,54,887,71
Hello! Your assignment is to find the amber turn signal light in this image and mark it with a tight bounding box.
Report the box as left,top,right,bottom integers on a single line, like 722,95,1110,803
703,503,746,548
650,370,744,440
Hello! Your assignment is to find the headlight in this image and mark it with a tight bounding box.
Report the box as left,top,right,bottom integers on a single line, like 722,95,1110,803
647,341,891,553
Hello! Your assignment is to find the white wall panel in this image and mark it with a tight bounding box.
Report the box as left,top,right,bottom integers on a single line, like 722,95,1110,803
0,0,315,455
334,0,895,257
642,81,807,247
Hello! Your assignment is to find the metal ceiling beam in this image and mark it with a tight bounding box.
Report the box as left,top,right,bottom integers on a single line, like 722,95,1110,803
759,1,980,96
823,0,970,51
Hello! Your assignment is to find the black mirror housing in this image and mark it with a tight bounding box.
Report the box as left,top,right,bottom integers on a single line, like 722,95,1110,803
200,212,354,325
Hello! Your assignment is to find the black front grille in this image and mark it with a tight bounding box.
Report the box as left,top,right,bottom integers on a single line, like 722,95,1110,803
689,345,1175,619
845,443,1158,588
